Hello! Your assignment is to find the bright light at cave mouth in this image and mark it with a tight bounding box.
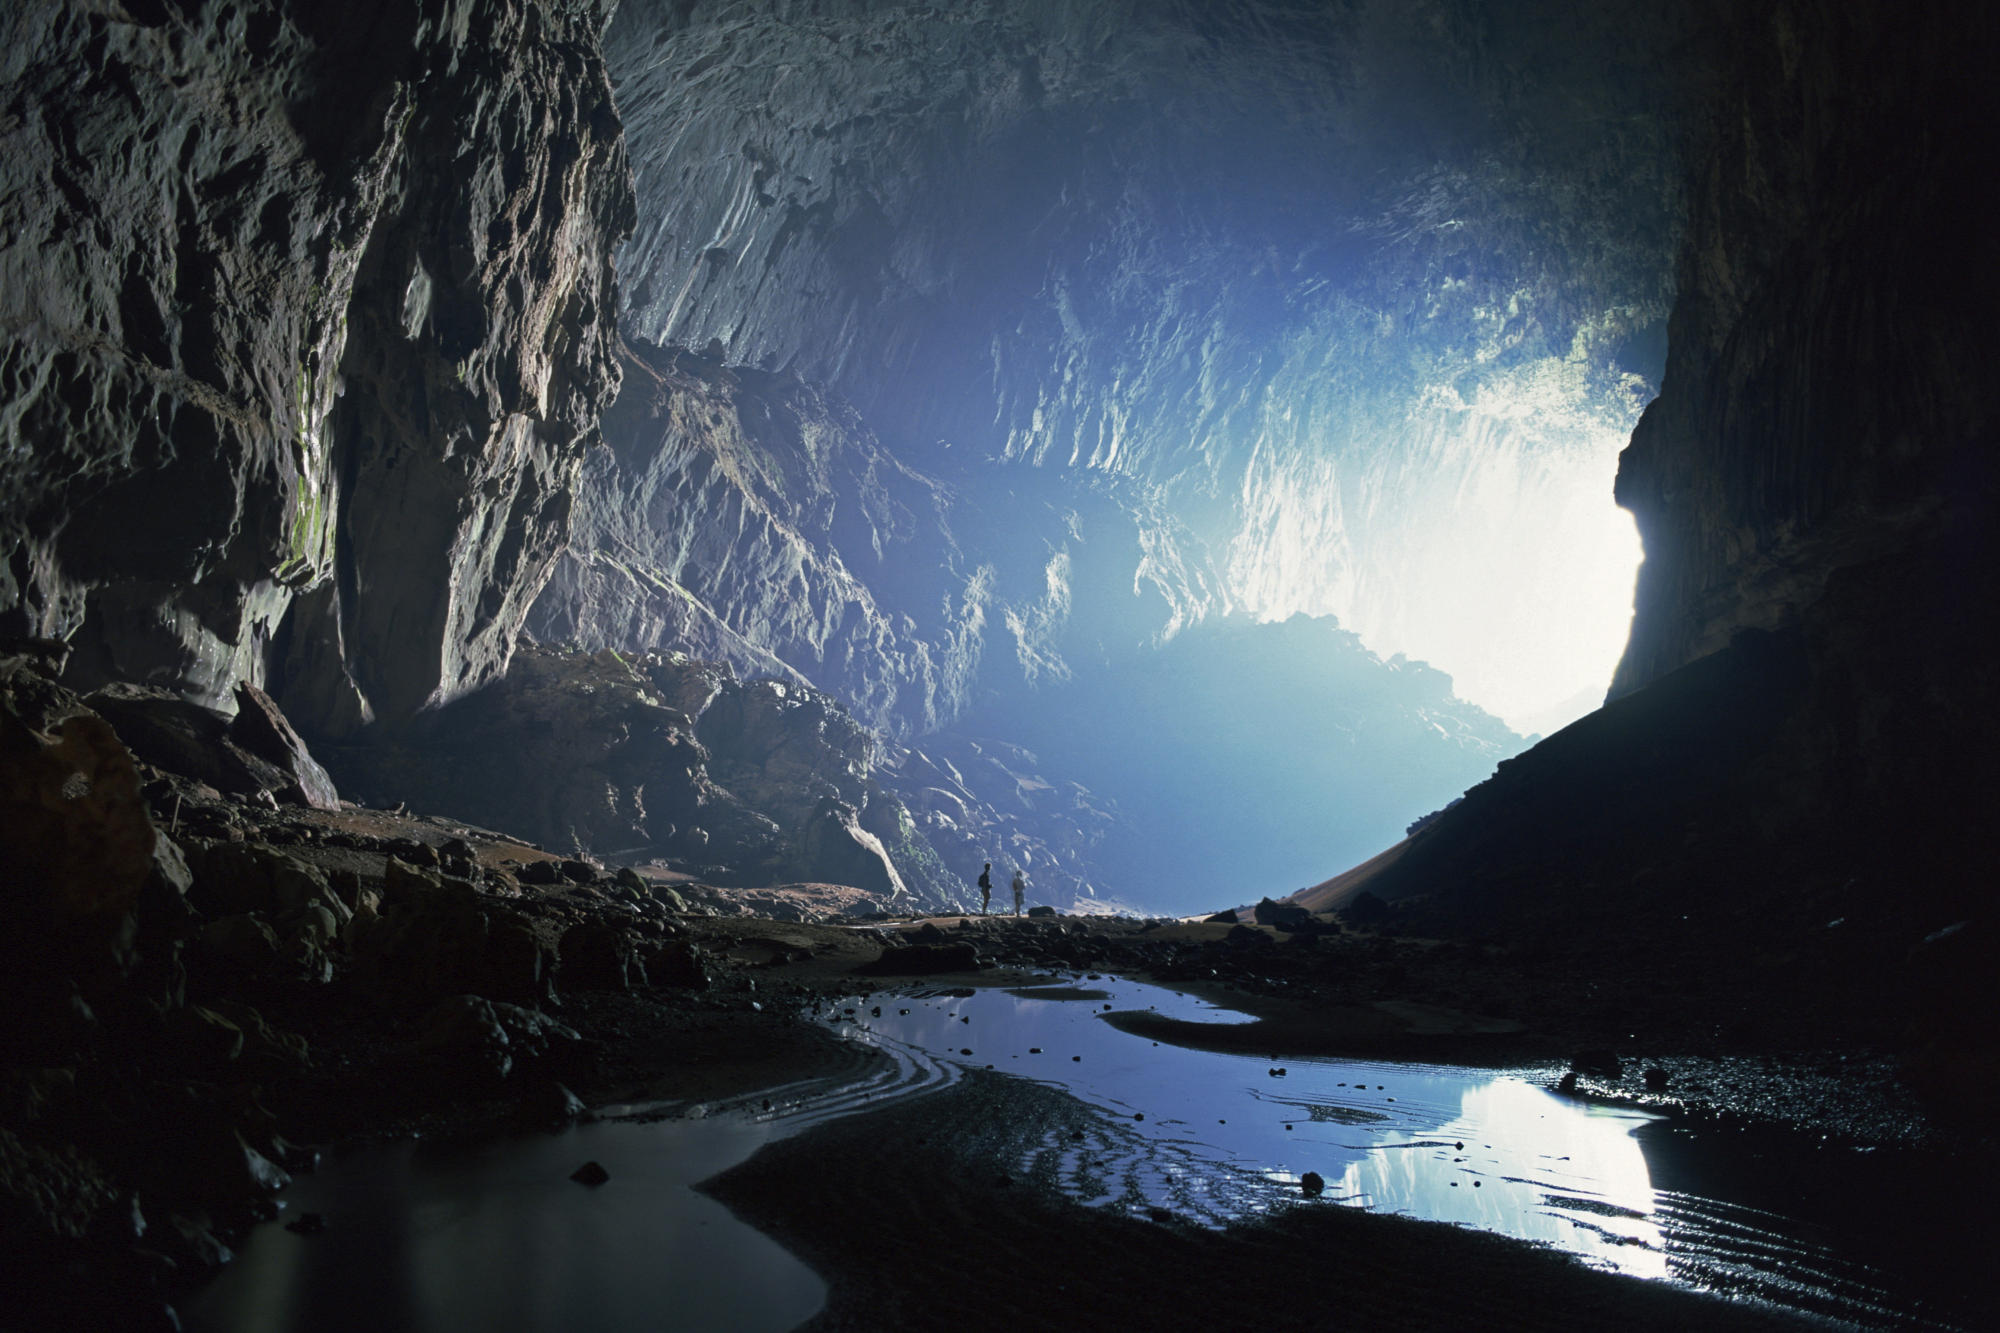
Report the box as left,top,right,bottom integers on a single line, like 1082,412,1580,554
1228,361,1647,738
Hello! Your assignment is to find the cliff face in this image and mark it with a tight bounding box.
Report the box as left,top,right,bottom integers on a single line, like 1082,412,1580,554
1343,0,2000,1067
1600,0,2000,862
0,0,633,735
528,340,992,737
1611,1,2000,699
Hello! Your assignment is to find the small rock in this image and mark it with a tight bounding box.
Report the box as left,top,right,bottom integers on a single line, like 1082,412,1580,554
1642,1067,1670,1091
570,1161,610,1186
1300,1171,1325,1197
284,1212,326,1235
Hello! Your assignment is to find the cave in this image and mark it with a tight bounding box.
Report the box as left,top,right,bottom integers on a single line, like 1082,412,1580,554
2,0,1996,1328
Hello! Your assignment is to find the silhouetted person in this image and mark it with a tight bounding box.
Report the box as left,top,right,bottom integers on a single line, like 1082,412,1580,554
1011,870,1026,916
978,862,992,914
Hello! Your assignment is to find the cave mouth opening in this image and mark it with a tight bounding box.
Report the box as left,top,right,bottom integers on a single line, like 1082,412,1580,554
1225,363,1650,739
605,0,1682,746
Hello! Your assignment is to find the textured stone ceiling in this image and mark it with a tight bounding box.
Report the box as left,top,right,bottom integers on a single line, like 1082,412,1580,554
602,0,1693,726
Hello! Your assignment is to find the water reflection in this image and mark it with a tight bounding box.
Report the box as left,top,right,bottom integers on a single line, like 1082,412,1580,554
185,975,1972,1332
825,979,1666,1274
183,1117,825,1333
823,977,1956,1327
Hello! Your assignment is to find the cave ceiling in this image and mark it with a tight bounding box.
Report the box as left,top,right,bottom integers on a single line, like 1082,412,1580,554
601,0,1694,725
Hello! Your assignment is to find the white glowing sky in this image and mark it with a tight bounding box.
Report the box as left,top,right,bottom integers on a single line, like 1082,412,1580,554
1225,352,1647,736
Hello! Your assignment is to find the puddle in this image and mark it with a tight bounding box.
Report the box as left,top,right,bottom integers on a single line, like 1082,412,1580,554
182,1035,963,1333
186,975,1985,1332
181,1117,822,1333
823,976,1986,1330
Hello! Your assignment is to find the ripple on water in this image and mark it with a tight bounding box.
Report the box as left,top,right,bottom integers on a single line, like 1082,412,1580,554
821,976,1981,1331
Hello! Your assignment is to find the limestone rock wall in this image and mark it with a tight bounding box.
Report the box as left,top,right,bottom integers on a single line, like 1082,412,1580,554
1364,0,2000,982
528,340,984,736
1610,0,2000,698
0,0,633,736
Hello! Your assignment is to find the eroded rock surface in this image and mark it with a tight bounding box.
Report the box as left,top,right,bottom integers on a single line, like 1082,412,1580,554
320,641,950,910
0,0,633,735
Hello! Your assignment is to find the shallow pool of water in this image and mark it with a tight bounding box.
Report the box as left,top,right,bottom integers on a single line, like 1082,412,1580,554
182,1115,825,1333
823,976,1984,1330
187,974,1984,1331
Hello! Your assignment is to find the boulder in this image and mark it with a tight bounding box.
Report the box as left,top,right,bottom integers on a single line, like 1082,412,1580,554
227,685,339,811
188,843,342,921
1252,897,1310,929
1570,1049,1624,1079
521,1079,587,1127
795,798,908,902
201,1000,312,1080
166,1005,246,1069
515,859,564,886
0,695,156,989
1341,891,1390,927
85,685,295,806
194,914,287,979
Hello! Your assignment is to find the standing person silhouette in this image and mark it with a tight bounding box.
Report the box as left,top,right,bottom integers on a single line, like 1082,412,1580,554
1011,869,1026,916
977,862,992,914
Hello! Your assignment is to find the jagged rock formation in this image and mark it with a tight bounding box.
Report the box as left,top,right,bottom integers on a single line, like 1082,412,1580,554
320,641,951,909
528,340,988,736
0,0,633,735
601,0,1689,727
532,338,1526,910
8,0,1992,938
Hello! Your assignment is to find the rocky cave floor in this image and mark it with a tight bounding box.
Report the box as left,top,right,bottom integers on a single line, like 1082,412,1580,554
5,761,1989,1330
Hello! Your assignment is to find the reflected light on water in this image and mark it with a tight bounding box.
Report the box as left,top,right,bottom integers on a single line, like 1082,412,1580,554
829,977,1954,1326
1329,1079,1668,1280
